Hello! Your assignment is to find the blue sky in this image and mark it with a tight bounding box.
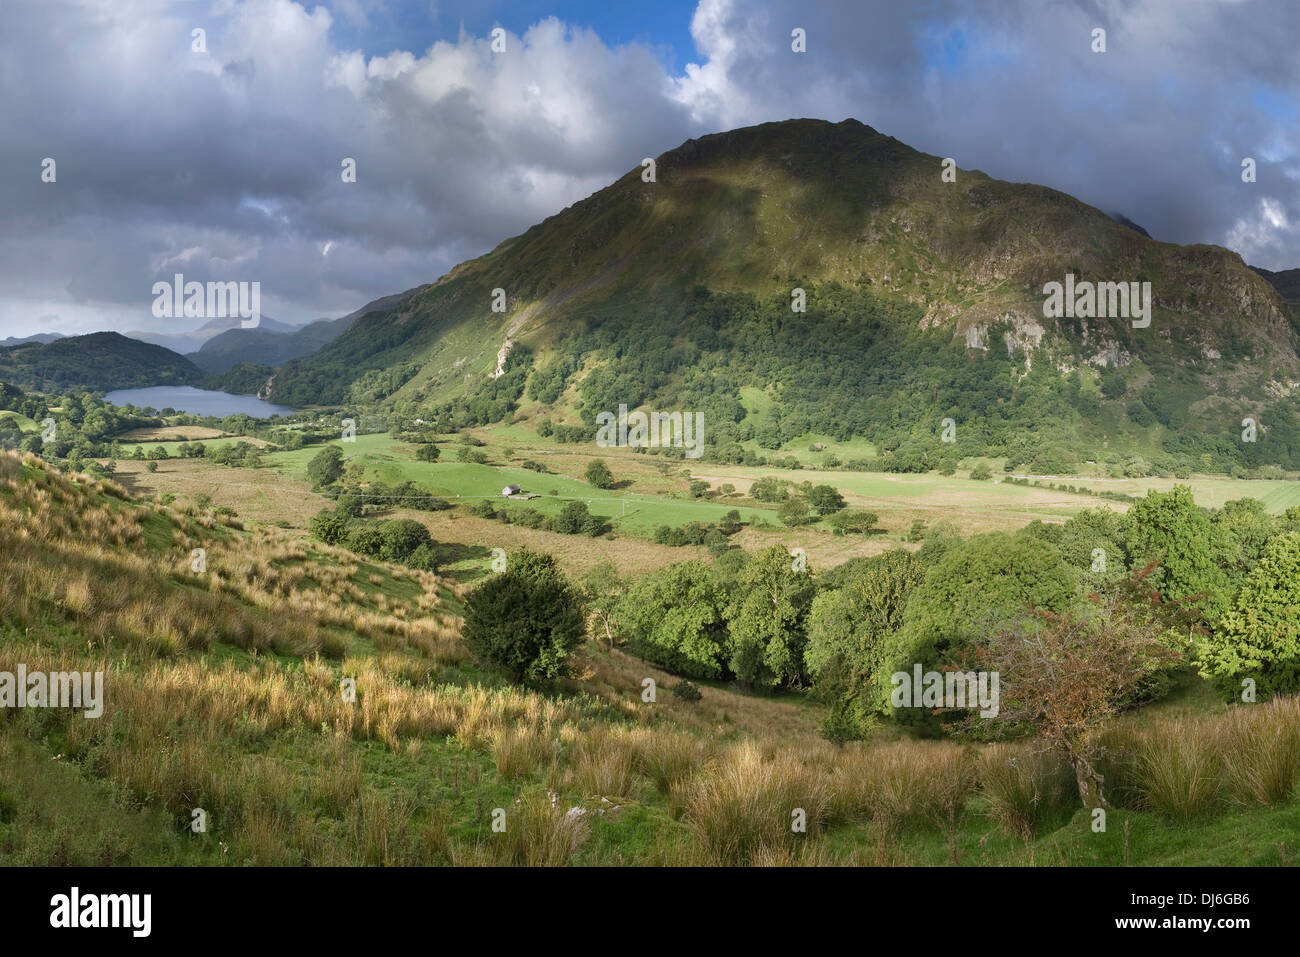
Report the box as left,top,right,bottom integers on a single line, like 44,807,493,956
330,0,700,70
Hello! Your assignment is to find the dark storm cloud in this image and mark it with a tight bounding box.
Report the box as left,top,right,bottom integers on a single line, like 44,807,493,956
0,0,1294,338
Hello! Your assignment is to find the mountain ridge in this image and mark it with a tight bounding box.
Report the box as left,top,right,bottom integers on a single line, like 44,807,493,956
204,117,1300,469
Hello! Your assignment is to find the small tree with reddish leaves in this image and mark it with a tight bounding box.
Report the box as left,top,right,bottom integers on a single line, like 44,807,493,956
979,574,1189,808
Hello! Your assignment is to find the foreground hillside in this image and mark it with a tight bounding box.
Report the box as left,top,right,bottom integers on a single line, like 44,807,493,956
231,118,1300,474
2,449,1297,866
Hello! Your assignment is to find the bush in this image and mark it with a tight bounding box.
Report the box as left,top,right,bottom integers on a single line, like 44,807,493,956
672,680,703,702
405,543,440,572
309,508,351,545
307,446,345,488
347,524,386,558
970,463,993,481
552,500,592,535
414,443,440,462
778,499,814,526
585,459,614,489
379,518,432,563
461,549,587,684
827,510,878,534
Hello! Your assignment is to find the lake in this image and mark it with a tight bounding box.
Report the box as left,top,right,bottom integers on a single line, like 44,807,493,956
103,386,295,419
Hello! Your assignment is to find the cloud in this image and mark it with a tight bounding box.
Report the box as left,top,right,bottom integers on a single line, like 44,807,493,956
0,0,1296,339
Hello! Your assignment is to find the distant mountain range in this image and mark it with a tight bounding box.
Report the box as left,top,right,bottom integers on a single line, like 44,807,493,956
0,333,64,348
0,292,421,394
126,315,300,357
0,332,202,392
185,290,420,375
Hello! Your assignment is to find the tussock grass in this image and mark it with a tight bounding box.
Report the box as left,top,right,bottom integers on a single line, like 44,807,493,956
684,740,830,865
476,789,589,866
1217,697,1300,806
978,744,1075,838
1135,719,1225,821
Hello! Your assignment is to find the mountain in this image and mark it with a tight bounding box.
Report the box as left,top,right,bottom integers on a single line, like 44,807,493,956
126,315,297,355
245,118,1300,471
1253,267,1300,303
1110,213,1151,238
191,292,420,375
0,331,202,392
0,333,64,348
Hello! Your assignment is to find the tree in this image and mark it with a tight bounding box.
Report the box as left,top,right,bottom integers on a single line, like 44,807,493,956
1200,531,1300,698
1121,486,1230,620
378,519,432,563
461,549,587,684
726,546,817,689
307,446,345,489
981,584,1182,808
553,500,592,534
750,476,790,502
581,560,625,651
876,532,1077,715
808,484,846,514
778,498,813,526
309,508,350,545
828,510,878,534
969,462,992,481
618,561,729,679
414,443,440,462
585,459,614,489
805,550,924,690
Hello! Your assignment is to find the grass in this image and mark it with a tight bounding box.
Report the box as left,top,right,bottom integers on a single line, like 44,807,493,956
15,444,1295,867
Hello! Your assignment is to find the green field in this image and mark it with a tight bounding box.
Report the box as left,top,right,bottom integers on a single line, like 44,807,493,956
255,429,1300,551
0,410,37,432
263,434,778,533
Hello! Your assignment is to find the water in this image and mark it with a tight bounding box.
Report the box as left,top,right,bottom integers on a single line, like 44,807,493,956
103,386,295,419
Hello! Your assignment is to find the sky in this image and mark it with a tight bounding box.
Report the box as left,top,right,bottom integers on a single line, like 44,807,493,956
1,0,1297,339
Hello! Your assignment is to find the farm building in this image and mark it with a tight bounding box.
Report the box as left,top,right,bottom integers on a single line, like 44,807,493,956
501,484,521,497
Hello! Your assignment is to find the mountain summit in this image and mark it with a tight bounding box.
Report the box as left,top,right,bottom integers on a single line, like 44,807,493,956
242,118,1299,471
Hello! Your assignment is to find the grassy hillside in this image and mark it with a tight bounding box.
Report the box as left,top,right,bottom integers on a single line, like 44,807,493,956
3,449,1298,866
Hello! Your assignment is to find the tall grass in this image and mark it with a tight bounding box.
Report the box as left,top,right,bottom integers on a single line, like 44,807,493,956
979,744,1074,838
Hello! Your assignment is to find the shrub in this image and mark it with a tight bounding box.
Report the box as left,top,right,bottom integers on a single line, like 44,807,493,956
978,745,1074,839
414,443,440,462
378,519,432,563
585,459,614,489
309,508,350,546
461,549,586,684
672,680,703,702
307,446,345,488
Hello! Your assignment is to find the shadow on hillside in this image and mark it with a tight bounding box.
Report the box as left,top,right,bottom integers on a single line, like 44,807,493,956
432,542,494,581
